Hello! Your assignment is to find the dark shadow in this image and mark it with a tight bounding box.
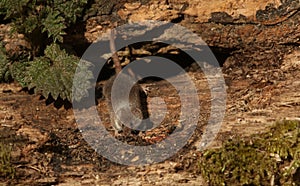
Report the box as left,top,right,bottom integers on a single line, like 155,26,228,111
209,46,235,67
96,41,234,82
45,95,72,110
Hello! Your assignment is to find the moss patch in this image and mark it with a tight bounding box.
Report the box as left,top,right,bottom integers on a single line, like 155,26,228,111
200,120,300,185
0,143,15,179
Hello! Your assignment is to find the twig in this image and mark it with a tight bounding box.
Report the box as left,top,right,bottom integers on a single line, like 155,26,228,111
16,164,42,172
109,29,122,74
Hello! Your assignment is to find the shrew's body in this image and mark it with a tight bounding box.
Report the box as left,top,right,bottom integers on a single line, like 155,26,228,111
103,73,150,133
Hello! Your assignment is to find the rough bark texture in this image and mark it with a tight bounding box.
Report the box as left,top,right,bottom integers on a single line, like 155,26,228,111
1,0,300,185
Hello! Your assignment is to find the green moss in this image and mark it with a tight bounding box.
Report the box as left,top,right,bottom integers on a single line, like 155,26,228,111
0,143,15,179
0,42,11,83
200,120,300,185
